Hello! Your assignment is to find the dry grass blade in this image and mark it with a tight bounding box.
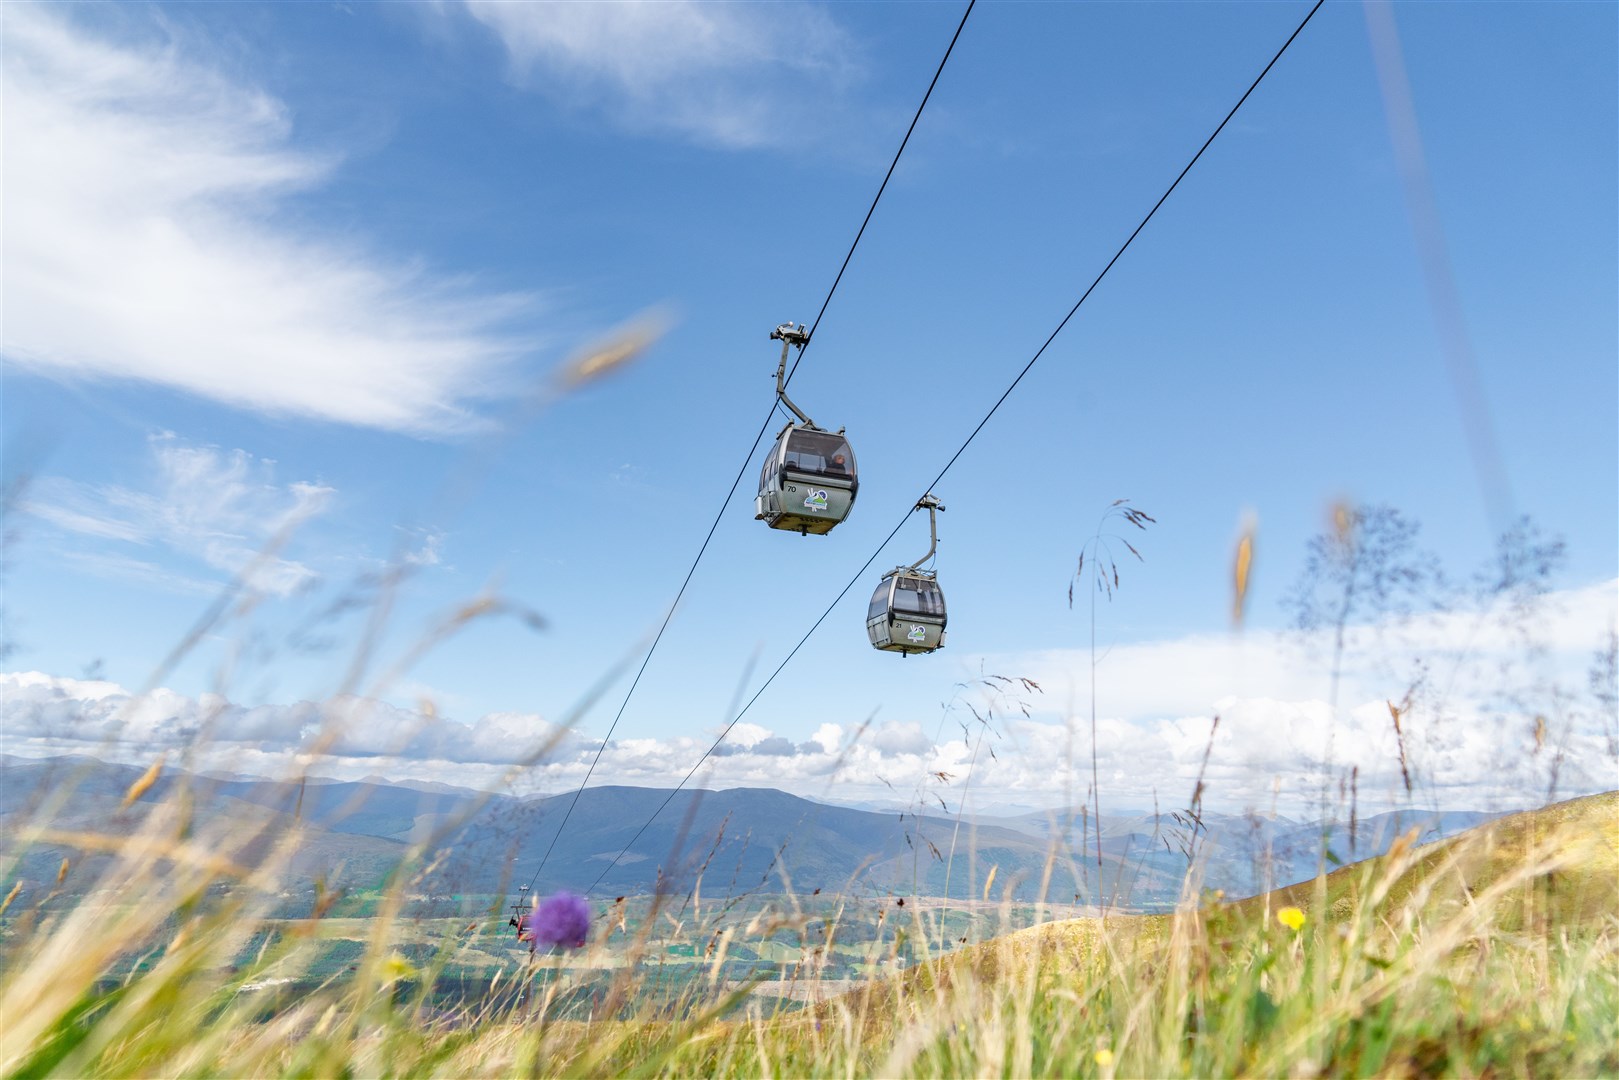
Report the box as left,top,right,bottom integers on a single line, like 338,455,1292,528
121,755,164,808
1232,528,1254,628
554,310,668,389
20,829,251,880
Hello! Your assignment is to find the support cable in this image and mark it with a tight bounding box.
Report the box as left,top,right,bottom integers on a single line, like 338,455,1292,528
787,0,977,383
583,0,1327,897
521,0,977,899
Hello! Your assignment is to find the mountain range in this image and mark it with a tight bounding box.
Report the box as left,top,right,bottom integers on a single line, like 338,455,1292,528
0,755,1505,909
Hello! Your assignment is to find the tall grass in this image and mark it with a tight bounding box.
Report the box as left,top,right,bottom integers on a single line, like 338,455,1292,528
4,328,1614,1076
2,758,1614,1077
4,503,1614,1078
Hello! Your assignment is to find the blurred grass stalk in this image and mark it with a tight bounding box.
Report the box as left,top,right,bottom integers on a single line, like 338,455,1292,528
2,781,1612,1076
3,317,1615,1075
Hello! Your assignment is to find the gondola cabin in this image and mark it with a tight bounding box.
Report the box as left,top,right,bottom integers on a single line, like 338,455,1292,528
755,424,858,535
866,568,947,654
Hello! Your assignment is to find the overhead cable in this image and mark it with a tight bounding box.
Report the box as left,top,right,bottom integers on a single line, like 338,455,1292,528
583,0,1328,897
522,0,978,898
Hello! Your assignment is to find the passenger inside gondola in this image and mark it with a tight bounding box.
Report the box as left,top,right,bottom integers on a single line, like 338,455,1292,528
784,431,855,480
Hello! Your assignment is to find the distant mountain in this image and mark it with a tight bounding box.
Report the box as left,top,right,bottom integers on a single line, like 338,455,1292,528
994,802,1503,897
425,783,1193,904
0,756,410,904
0,755,1514,908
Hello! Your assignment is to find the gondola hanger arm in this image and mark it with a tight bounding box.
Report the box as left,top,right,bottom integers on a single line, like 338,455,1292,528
770,322,818,430
907,493,945,570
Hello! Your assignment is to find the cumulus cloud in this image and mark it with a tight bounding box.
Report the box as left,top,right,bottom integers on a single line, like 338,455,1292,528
964,577,1619,729
21,433,332,596
723,721,773,750
458,0,862,149
7,665,1609,816
942,577,1619,812
3,579,1612,811
0,672,586,769
869,720,934,757
809,723,844,755
2,3,537,433
0,670,859,794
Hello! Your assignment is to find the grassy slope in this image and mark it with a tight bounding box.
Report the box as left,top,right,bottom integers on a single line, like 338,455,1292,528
5,792,1614,1077
1245,788,1618,930
672,791,1616,1078
964,788,1618,973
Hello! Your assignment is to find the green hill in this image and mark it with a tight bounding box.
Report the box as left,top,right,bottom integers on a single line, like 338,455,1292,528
1245,788,1619,932
920,789,1616,985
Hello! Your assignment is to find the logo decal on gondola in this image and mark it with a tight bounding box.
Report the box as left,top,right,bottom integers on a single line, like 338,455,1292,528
803,489,829,512
907,624,926,643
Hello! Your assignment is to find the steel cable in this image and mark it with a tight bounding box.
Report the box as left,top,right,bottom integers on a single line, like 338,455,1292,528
583,0,1328,897
521,0,978,899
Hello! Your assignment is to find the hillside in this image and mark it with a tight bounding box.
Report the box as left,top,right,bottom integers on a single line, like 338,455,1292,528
0,757,410,907
1247,787,1619,931
2,769,1614,1079
0,755,1556,910
899,789,1618,993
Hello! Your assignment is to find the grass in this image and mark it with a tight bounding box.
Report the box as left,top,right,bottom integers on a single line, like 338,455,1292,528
6,289,1608,1076
3,401,1611,1077
2,779,1614,1077
1250,789,1619,931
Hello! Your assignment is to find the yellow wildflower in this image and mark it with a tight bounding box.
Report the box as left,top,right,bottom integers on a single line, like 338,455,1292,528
383,953,418,980
1094,1048,1115,1067
1277,906,1306,931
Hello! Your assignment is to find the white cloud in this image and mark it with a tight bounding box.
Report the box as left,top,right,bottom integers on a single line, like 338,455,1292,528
459,0,862,149
723,721,772,749
21,433,333,596
3,581,1612,812
2,3,537,433
53,551,219,598
963,578,1619,728
396,527,446,569
809,722,844,754
0,672,583,768
868,720,934,757
7,663,1611,817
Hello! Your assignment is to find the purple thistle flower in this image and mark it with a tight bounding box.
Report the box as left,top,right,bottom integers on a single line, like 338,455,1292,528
532,891,591,950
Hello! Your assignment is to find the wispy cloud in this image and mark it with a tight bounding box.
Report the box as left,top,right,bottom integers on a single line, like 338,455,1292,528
21,433,333,597
54,551,219,599
2,3,537,433
458,0,862,149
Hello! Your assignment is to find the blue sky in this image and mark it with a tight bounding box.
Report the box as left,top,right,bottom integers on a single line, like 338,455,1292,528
3,1,1615,814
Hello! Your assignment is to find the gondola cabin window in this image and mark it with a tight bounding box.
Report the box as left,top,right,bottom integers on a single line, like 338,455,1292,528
868,579,894,622
893,577,945,619
783,430,856,482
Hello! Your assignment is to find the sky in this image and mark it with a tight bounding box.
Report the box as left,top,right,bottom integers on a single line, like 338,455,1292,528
3,0,1615,820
